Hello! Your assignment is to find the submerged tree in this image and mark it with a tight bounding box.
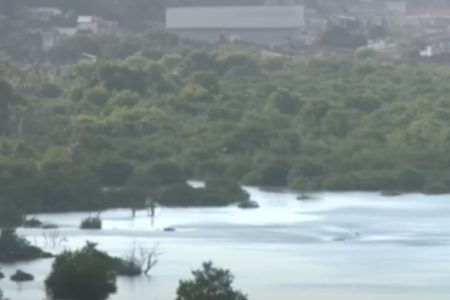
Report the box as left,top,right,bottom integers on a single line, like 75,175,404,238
176,261,248,300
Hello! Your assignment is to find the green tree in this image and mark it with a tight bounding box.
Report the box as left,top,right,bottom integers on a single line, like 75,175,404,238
255,159,290,187
108,90,141,108
96,157,134,186
0,77,15,134
176,261,248,300
82,86,110,106
269,88,301,115
98,62,148,94
0,200,22,228
131,161,186,189
320,24,367,49
45,243,117,300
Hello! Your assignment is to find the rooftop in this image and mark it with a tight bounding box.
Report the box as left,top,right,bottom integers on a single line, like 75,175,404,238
77,16,95,23
166,6,305,29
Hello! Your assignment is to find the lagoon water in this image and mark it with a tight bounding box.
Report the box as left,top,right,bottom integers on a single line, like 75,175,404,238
2,186,450,300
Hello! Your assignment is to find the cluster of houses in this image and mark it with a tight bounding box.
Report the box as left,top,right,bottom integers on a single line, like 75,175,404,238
13,0,450,59
26,7,118,52
164,0,450,58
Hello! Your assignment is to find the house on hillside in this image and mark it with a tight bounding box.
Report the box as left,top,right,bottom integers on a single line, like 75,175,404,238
419,34,450,57
166,6,306,46
77,16,118,35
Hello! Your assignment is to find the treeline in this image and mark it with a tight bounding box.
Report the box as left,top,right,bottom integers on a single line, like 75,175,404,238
2,38,450,213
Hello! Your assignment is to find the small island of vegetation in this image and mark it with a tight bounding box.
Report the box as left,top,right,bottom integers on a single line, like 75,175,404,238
0,229,52,263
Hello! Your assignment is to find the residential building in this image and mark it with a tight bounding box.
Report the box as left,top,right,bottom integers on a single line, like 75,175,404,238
77,16,99,33
77,16,118,35
166,6,306,46
420,39,450,57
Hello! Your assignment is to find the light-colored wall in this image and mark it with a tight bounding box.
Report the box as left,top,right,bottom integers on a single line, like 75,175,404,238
169,28,303,46
166,6,305,29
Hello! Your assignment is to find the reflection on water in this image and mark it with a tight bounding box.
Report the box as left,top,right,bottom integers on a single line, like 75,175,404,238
2,188,450,300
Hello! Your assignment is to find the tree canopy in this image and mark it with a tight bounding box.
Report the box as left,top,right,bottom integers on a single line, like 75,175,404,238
176,261,248,300
1,40,450,214
45,243,117,300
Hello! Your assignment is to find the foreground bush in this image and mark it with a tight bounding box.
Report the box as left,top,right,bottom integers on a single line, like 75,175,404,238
176,261,248,300
45,243,117,300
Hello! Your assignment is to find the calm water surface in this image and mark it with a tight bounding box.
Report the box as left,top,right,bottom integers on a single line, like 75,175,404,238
1,186,450,300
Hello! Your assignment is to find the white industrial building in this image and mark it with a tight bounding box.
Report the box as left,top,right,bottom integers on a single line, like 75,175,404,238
166,6,306,46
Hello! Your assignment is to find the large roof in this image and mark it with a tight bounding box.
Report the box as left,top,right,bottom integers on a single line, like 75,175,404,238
166,6,305,29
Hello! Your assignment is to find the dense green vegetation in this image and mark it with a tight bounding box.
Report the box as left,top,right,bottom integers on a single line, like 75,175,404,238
2,37,450,214
46,243,117,300
0,199,23,228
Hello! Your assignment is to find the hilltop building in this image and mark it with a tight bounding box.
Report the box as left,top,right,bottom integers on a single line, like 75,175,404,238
166,6,306,46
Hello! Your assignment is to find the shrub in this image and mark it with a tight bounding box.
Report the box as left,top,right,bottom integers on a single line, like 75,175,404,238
111,257,142,277
204,177,249,204
0,229,51,262
23,218,43,228
80,217,102,230
10,270,34,282
176,261,248,300
422,182,448,195
158,183,200,207
45,243,117,300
